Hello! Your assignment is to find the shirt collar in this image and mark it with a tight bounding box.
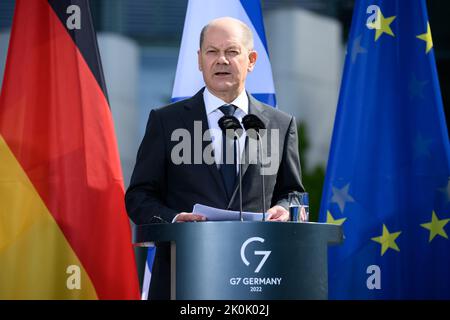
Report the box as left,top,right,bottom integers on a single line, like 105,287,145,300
203,87,249,115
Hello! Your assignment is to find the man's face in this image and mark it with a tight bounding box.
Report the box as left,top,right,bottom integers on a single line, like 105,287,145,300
198,23,257,101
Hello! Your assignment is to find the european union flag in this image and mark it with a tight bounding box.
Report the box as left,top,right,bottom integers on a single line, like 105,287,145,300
319,0,450,299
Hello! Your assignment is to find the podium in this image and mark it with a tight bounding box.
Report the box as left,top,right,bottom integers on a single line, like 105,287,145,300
133,221,343,300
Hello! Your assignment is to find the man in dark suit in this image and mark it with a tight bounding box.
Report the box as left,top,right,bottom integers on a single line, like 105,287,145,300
125,17,304,299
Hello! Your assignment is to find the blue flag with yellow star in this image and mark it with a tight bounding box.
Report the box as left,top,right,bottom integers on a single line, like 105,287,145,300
319,0,450,299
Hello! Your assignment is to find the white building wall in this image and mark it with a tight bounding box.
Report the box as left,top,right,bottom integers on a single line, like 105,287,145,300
265,8,343,170
97,33,140,187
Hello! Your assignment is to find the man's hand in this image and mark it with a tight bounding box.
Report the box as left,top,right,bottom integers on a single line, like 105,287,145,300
174,212,206,222
267,205,289,222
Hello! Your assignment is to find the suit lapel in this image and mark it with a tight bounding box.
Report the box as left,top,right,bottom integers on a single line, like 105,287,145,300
180,89,228,198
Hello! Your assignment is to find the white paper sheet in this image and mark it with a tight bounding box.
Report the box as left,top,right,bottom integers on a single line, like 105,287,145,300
192,203,268,221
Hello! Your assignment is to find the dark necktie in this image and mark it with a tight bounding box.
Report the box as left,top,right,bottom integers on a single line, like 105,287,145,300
219,104,237,198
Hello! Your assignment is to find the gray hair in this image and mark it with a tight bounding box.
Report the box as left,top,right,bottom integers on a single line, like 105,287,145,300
199,18,254,50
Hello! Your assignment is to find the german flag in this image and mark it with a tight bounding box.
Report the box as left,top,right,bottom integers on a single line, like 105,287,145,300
0,0,140,299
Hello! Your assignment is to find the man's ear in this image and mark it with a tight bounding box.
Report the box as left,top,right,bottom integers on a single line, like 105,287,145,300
197,49,202,71
247,50,258,72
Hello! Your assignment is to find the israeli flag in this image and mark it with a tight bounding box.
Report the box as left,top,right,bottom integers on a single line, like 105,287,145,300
142,0,277,299
141,244,156,300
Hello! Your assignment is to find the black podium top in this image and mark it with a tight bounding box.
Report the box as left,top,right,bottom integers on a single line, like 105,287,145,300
134,221,342,243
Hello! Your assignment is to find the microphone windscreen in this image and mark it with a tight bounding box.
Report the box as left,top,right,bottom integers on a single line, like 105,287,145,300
218,115,243,138
242,114,266,139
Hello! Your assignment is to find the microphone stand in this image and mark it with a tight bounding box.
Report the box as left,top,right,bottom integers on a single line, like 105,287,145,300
257,132,266,221
234,132,243,222
219,116,244,222
242,114,266,222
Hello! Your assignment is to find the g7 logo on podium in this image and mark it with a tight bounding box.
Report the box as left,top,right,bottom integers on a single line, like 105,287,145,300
240,237,271,273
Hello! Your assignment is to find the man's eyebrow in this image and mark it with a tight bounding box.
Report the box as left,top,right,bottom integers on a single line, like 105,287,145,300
203,44,242,50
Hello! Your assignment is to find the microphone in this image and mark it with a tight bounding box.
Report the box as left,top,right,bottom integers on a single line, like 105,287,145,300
218,115,244,221
242,114,266,137
242,114,267,221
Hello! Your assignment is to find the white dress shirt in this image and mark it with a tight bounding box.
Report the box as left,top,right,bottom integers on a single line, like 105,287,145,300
203,87,248,170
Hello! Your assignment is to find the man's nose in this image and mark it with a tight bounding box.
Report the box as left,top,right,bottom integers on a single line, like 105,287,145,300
216,53,229,64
